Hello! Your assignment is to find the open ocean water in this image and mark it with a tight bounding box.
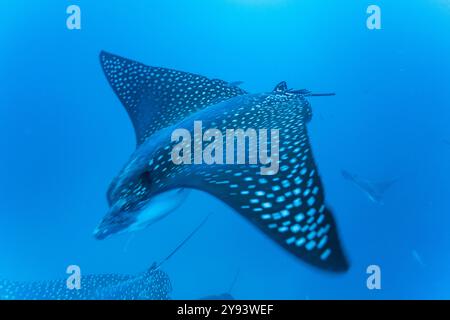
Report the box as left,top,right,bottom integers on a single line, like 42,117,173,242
0,0,449,299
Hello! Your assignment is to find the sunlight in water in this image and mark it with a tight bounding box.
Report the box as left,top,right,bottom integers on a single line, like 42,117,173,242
433,0,450,9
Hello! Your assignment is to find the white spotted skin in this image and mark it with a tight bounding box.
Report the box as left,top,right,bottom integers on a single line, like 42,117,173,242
100,51,246,146
0,268,171,300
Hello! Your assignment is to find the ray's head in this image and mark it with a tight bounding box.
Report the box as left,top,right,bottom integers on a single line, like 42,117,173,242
271,81,313,122
94,152,189,240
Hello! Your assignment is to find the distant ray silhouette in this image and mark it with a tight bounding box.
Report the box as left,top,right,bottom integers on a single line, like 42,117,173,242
341,170,397,204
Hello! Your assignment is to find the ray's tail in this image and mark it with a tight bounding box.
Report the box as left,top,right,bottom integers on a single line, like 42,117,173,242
155,213,212,269
306,93,336,97
227,269,240,294
288,89,336,97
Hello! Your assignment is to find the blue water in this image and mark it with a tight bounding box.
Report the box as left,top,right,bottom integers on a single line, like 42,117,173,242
1,0,450,299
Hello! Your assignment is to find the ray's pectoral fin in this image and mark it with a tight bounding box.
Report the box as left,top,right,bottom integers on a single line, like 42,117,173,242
179,128,349,272
100,51,247,146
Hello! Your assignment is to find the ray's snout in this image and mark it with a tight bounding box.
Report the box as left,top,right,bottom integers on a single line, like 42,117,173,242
94,188,191,240
93,200,129,240
93,224,110,240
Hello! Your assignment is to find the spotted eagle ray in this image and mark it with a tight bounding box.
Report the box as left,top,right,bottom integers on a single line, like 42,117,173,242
0,264,171,300
0,215,208,300
341,170,397,204
94,51,349,272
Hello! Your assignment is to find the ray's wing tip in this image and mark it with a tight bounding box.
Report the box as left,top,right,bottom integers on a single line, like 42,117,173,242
98,51,134,88
99,51,127,67
99,50,114,59
329,254,350,273
308,226,350,273
99,50,110,64
99,50,114,73
325,242,350,273
313,251,349,273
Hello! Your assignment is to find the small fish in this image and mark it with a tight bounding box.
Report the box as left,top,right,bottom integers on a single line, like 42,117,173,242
95,52,349,272
341,170,397,205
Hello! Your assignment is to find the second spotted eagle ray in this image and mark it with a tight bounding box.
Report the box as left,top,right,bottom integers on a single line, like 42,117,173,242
0,265,170,300
0,215,209,300
94,51,349,272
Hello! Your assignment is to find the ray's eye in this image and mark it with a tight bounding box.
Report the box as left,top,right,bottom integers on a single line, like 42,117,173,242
139,171,152,189
125,172,153,211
